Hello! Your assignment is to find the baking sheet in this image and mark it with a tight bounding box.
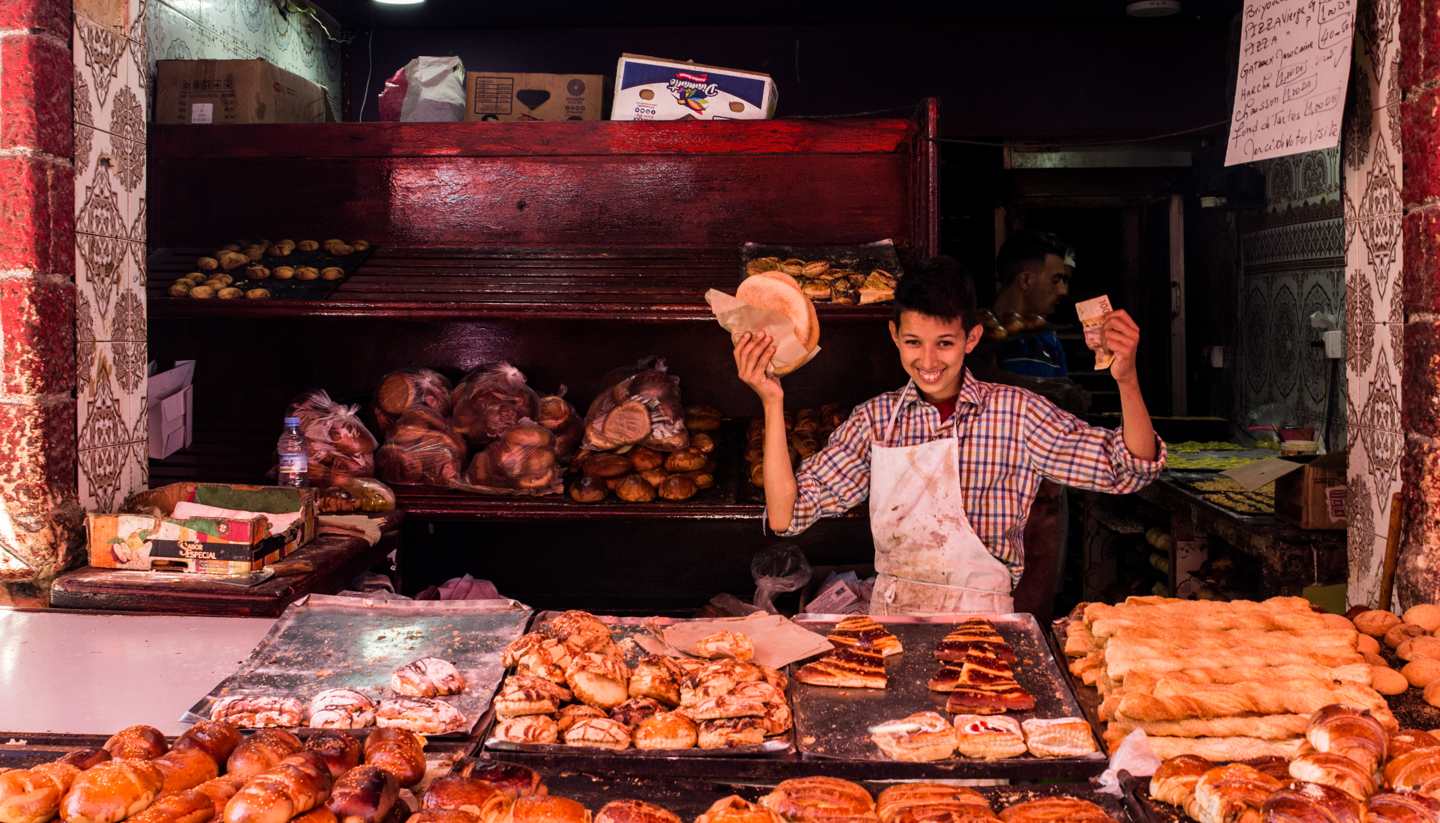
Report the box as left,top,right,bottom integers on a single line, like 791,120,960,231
156,246,374,301
790,613,1104,772
185,594,532,736
1122,773,1185,823
528,769,1132,821
483,613,793,757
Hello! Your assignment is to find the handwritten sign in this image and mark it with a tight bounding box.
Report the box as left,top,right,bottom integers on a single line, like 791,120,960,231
1225,0,1356,166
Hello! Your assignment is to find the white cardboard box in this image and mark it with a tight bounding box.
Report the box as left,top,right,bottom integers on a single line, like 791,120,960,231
611,53,777,121
148,360,195,459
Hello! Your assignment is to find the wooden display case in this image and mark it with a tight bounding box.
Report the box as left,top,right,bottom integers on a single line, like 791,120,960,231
146,102,938,602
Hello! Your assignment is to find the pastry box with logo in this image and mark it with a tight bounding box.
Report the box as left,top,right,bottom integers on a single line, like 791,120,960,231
85,482,317,575
611,53,777,121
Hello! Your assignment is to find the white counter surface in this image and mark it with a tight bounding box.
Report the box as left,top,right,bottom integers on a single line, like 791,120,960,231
0,610,274,736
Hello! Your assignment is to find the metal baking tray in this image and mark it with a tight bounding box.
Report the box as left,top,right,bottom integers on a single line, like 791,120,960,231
1121,771,1184,823
510,766,1133,821
788,613,1106,780
185,594,532,737
482,613,793,758
738,239,905,286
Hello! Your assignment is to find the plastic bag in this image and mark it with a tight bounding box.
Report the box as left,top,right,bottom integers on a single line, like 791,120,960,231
373,368,453,433
315,477,398,514
583,357,688,453
537,387,583,461
375,408,466,486
451,362,540,448
459,419,563,496
286,389,379,486
751,544,813,614
379,57,466,122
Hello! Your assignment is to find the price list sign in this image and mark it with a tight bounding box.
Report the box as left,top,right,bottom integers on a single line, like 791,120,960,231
1225,0,1357,166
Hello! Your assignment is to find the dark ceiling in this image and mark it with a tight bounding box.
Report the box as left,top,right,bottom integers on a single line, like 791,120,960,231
313,0,1243,29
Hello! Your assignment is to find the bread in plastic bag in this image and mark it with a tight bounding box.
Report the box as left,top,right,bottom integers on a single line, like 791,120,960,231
286,389,379,486
537,388,583,461
373,368,453,433
460,419,563,496
583,357,689,453
451,362,541,448
376,408,465,486
751,544,813,614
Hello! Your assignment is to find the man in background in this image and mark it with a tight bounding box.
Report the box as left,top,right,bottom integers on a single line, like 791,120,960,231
991,230,1073,379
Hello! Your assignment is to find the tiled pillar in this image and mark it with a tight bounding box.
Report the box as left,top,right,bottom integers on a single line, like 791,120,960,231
0,0,83,587
74,0,147,513
1397,0,1440,604
1345,0,1405,607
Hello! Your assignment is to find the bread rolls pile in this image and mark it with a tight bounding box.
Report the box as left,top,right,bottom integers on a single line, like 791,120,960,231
1350,603,1440,705
1064,596,1394,761
568,406,719,504
376,409,467,487
491,611,792,751
449,365,540,450
168,239,369,301
1148,702,1438,823
745,406,848,490
287,390,379,487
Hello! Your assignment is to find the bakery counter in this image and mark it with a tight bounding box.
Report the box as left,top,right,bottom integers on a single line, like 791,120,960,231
47,512,402,617
0,610,275,739
1138,473,1345,596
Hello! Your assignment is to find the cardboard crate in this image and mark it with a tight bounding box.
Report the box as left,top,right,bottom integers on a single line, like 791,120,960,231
611,53,777,121
1275,452,1347,530
148,360,194,459
156,59,331,125
464,72,603,121
86,483,317,575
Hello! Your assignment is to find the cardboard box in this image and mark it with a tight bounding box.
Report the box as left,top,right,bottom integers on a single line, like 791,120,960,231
86,483,317,575
1275,452,1347,530
148,360,194,459
155,59,331,125
611,53,777,121
464,72,603,121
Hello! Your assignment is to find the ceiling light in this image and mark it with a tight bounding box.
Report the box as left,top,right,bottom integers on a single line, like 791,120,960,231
1126,0,1182,16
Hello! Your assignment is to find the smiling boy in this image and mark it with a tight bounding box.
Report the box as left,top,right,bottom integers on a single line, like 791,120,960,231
732,257,1165,615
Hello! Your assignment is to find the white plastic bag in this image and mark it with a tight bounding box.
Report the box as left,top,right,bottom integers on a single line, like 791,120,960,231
398,57,465,122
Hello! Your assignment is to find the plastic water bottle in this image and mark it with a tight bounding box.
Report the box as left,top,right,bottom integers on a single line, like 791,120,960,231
277,416,309,487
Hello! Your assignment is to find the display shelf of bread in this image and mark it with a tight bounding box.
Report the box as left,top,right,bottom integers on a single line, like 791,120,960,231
787,614,1104,778
1136,700,1440,822
161,240,372,302
486,611,794,755
742,406,849,497
1060,596,1394,763
740,241,905,307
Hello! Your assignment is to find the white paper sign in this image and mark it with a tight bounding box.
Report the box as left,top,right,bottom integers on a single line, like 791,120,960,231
190,102,213,124
1225,0,1356,166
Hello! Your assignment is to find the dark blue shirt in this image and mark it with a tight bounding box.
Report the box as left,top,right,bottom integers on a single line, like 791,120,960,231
997,329,1069,378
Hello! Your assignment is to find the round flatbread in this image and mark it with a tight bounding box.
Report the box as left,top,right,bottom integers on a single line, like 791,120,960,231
734,271,821,356
753,271,821,351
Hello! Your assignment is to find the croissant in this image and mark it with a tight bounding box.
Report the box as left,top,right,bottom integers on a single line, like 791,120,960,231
1307,705,1388,772
1191,764,1281,823
1149,756,1209,813
1259,782,1364,822
1385,746,1440,796
222,752,332,823
1367,791,1440,822
1290,752,1376,801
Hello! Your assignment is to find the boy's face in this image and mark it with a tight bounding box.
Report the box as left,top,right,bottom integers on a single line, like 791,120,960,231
888,311,983,399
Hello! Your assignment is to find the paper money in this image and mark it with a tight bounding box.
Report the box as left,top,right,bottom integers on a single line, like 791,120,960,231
1076,295,1115,371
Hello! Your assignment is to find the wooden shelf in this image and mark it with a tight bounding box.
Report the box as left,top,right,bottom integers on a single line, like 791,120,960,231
148,246,899,322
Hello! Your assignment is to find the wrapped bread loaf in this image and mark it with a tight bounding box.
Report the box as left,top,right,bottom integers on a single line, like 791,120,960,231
583,358,688,453
450,363,540,448
373,369,453,433
462,420,563,496
287,390,379,487
376,409,465,486
536,390,583,461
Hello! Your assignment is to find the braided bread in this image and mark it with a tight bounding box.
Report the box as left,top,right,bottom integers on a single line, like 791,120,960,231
1114,680,1391,723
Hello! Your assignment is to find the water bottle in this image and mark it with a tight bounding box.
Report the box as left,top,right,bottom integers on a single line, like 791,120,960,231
277,416,308,487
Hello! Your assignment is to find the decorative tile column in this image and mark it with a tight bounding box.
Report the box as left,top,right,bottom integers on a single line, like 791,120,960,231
0,0,83,588
74,0,147,514
1345,0,1404,607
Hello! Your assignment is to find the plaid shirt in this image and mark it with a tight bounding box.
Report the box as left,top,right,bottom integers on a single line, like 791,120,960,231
779,370,1166,582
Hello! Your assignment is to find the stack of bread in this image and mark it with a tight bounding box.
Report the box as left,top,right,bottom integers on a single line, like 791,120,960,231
1148,702,1440,822
0,718,427,823
745,405,848,489
491,611,792,751
567,398,718,505
696,778,1118,823
1064,596,1394,761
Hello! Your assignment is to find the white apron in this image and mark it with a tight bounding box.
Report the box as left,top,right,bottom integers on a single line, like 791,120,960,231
869,383,1015,616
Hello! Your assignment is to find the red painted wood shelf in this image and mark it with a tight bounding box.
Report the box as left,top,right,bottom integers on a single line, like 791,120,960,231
147,246,898,322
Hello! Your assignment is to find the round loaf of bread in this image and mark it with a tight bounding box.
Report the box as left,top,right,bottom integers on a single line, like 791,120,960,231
1405,659,1440,688
1406,604,1440,632
633,711,698,751
104,726,168,760
563,717,631,751
1355,610,1403,637
1424,681,1440,709
1357,634,1382,656
1399,636,1440,662
1372,666,1409,696
1389,623,1430,650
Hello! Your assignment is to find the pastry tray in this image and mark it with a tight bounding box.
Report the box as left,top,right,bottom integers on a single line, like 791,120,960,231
509,766,1134,821
154,246,374,301
788,613,1106,780
1120,772,1185,823
481,613,793,758
184,594,532,738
